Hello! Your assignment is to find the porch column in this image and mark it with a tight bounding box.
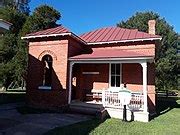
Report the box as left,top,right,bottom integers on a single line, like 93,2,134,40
140,62,148,113
68,62,74,104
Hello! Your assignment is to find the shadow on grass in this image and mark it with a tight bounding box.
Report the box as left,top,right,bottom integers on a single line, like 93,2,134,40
152,96,180,119
44,118,105,135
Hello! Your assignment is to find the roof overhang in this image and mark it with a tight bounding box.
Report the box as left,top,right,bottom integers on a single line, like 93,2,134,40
21,32,87,45
69,56,154,64
87,37,162,45
21,32,72,39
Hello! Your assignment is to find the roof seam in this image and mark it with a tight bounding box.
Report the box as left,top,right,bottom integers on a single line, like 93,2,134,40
93,28,107,42
106,27,116,41
98,27,111,42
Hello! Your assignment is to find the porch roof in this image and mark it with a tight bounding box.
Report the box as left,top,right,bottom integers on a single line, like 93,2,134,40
69,49,154,60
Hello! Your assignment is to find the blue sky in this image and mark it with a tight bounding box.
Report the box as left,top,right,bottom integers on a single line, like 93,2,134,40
30,0,180,35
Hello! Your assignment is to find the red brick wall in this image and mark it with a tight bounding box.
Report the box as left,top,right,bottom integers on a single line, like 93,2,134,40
73,64,109,100
27,36,92,108
90,41,156,59
122,63,156,112
75,63,156,112
27,37,69,107
68,37,90,57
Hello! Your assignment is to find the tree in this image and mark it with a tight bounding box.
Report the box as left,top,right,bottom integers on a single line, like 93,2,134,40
0,7,27,34
117,12,178,91
0,6,27,89
1,0,30,14
0,4,61,89
21,4,61,36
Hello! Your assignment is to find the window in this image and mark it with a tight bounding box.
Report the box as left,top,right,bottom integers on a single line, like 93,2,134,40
110,64,121,87
42,55,53,86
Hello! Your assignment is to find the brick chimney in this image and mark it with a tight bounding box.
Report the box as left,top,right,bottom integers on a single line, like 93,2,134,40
148,20,156,35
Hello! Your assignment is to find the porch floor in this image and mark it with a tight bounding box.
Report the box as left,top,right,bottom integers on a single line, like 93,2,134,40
70,100,103,109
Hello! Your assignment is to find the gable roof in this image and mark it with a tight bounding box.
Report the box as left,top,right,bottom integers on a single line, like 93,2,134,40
80,27,161,45
21,25,87,44
21,25,161,45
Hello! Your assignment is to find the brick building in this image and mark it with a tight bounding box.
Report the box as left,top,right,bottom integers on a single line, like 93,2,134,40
22,20,161,122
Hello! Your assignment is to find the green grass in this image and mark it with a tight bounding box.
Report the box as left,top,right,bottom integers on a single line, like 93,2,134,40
45,98,180,135
0,92,25,105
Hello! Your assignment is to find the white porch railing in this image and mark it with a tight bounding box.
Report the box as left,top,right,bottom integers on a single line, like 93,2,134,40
102,90,144,111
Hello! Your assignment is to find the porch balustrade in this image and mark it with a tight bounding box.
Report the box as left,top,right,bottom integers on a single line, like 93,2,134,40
102,90,144,111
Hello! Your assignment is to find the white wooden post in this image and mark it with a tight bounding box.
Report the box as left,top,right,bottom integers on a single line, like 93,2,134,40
102,90,105,107
140,62,148,112
68,62,74,104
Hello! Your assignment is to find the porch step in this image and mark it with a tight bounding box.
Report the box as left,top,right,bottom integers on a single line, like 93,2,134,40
69,102,108,120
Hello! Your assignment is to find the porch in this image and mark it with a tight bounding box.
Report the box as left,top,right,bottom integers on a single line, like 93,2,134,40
69,89,148,122
68,55,155,122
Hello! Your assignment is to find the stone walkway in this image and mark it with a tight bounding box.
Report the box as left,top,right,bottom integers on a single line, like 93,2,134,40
0,103,92,135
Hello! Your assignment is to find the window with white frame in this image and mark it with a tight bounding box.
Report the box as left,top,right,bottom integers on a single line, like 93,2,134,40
110,64,122,87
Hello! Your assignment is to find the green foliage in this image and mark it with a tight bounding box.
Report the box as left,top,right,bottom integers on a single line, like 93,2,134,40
21,4,61,36
117,11,178,91
1,0,30,14
0,7,27,34
0,33,17,63
0,5,61,89
0,6,28,88
117,12,159,33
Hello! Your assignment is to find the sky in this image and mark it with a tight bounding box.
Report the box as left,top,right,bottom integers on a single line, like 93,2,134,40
30,0,180,35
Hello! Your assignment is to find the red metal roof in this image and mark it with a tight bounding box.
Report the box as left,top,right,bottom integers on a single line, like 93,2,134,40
26,25,70,37
80,27,161,43
69,49,154,60
23,25,161,44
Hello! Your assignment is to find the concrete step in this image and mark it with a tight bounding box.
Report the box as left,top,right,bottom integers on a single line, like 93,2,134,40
69,102,109,120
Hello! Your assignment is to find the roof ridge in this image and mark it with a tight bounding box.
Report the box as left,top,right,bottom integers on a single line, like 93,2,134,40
79,26,116,36
79,27,156,37
79,26,161,44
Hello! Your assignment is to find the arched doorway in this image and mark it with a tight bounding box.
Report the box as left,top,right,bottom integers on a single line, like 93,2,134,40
42,55,53,86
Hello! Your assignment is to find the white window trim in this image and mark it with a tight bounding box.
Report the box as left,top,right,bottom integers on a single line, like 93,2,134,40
109,63,122,88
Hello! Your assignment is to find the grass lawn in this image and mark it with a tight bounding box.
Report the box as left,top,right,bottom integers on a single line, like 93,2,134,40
45,97,180,135
0,92,25,105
